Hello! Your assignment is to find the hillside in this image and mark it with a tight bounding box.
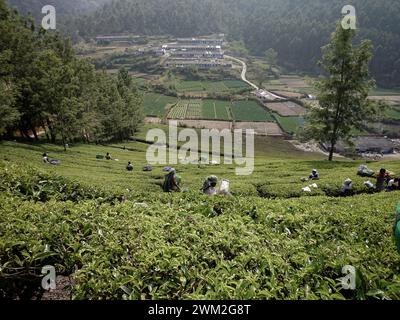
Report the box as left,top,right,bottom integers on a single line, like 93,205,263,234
1,138,400,299
60,0,400,87
2,0,400,302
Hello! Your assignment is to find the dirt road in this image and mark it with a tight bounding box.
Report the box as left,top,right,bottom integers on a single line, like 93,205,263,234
225,55,259,90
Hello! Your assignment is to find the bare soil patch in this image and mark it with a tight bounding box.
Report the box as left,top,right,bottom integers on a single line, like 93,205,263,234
266,102,307,116
145,117,162,124
234,122,283,136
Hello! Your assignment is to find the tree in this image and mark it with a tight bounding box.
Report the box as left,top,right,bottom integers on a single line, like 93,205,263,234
304,23,383,161
0,81,19,135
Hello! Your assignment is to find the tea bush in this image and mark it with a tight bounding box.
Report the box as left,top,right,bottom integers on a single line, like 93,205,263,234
1,162,400,300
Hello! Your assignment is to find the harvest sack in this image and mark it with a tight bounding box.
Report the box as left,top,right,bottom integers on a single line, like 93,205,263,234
219,179,230,194
357,165,375,177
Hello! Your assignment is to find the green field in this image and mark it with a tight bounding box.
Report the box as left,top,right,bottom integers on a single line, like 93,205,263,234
274,114,305,134
168,100,188,119
202,99,232,120
232,100,275,122
370,88,400,96
1,136,400,300
385,106,400,120
143,93,178,117
173,80,250,94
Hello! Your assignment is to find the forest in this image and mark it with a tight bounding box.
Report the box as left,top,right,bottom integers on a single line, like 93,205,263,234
55,0,400,87
1,0,143,144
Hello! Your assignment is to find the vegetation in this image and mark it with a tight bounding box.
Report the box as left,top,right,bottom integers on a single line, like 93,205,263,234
50,0,400,87
143,93,177,117
304,23,384,161
172,80,250,95
0,1,143,144
202,100,232,121
385,107,400,121
274,115,304,135
1,140,400,299
231,100,275,122
2,0,400,301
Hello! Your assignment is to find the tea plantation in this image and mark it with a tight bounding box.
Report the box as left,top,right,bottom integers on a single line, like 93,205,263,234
1,137,400,300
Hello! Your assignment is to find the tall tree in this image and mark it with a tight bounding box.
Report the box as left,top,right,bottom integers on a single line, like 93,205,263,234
0,80,19,135
304,23,382,161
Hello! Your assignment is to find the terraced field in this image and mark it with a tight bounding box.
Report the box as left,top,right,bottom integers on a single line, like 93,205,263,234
168,100,203,119
232,100,275,122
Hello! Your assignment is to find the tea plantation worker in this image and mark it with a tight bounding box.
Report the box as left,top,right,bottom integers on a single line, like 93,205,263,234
163,168,181,192
105,152,112,160
202,175,218,195
126,161,133,171
309,169,320,180
376,168,389,191
42,152,50,163
341,178,353,196
387,178,400,192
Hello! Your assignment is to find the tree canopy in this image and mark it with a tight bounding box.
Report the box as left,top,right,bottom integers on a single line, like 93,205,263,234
0,0,143,143
52,0,400,87
303,23,384,161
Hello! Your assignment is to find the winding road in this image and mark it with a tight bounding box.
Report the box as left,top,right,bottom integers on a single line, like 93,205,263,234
225,55,259,90
225,54,285,100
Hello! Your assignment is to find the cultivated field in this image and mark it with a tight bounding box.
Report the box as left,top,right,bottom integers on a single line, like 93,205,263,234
164,98,280,125
266,102,307,116
231,100,275,122
272,91,305,99
386,106,400,120
168,100,202,120
176,119,233,130
273,114,305,134
279,75,310,88
202,99,232,120
143,93,178,117
168,100,189,119
173,80,250,94
369,96,400,106
234,121,283,136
